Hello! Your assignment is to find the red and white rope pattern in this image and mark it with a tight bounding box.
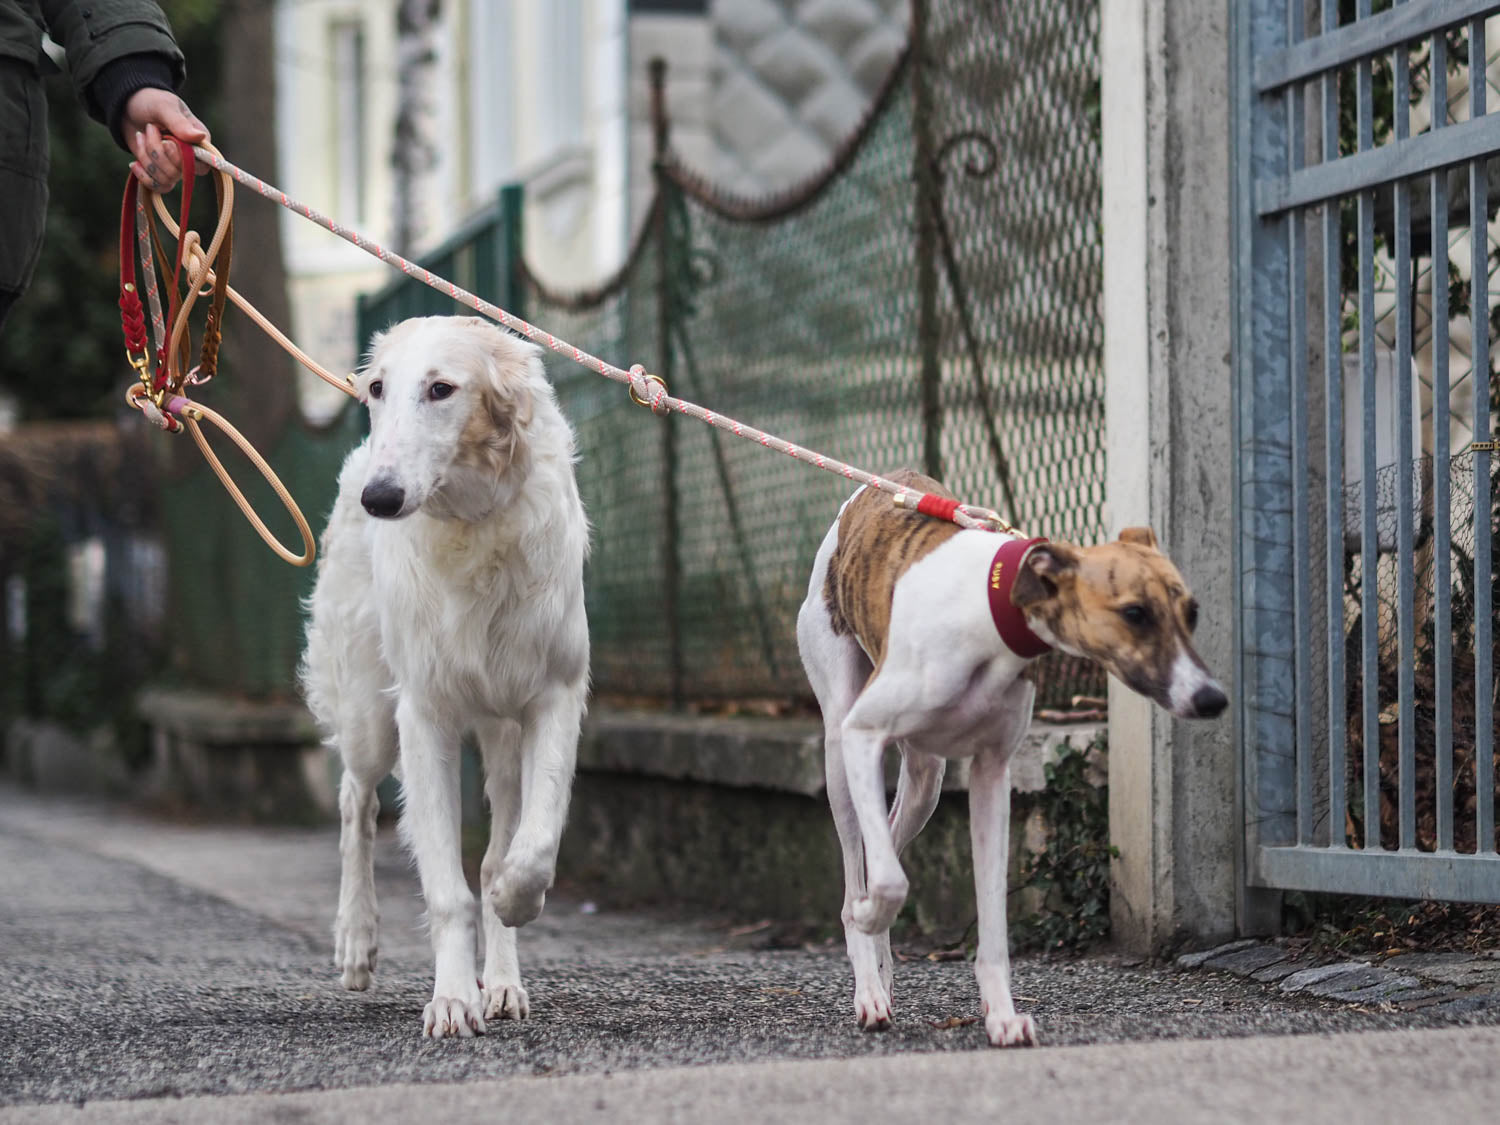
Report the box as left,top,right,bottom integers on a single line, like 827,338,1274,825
191,147,1015,535
135,200,167,354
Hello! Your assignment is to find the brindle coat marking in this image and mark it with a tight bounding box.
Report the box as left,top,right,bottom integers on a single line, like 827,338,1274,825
824,469,960,667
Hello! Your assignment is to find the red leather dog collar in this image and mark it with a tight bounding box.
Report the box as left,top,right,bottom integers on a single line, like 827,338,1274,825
987,536,1053,659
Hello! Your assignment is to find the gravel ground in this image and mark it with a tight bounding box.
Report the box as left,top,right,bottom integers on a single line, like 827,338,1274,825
3,790,1499,1108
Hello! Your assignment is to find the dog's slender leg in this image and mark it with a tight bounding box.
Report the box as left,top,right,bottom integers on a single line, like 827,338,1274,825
826,726,896,1031
488,682,583,928
477,717,529,1021
334,762,385,990
332,701,396,992
395,699,485,1039
799,586,891,1031
877,748,946,996
970,680,1037,1048
840,677,909,935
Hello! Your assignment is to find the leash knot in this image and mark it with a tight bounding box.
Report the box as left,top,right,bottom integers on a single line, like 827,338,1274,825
628,364,671,417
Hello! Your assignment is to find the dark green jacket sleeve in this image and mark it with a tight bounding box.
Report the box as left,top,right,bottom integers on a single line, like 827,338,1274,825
34,0,185,121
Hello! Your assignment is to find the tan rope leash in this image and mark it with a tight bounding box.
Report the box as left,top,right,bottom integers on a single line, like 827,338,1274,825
122,142,358,565
121,143,1020,567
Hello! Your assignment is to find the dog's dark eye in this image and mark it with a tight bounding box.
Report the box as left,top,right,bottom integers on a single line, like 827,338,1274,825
368,380,383,400
1120,604,1151,627
429,382,455,401
1185,600,1200,631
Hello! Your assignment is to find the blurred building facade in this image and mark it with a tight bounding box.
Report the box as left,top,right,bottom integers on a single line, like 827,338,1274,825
273,0,907,419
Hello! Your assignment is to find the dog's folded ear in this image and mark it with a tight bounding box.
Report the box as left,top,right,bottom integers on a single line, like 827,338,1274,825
1118,526,1159,550
484,365,534,435
1011,542,1079,608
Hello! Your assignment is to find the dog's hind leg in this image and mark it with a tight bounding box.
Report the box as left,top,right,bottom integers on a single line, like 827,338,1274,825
333,705,395,991
487,681,584,928
840,672,913,936
396,699,486,1039
477,717,529,1021
878,748,946,997
800,607,891,1029
969,678,1037,1048
309,606,396,993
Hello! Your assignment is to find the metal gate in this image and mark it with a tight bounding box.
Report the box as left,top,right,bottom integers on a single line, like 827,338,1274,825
1235,1,1499,901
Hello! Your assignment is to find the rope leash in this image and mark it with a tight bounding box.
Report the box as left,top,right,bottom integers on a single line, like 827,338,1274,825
119,143,1021,567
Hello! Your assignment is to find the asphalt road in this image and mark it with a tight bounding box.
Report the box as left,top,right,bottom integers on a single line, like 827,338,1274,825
3,784,1499,1120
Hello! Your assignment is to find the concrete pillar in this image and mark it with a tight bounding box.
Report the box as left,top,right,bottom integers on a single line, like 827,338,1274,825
1101,0,1260,953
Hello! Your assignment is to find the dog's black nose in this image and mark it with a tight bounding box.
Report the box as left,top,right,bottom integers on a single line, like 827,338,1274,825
1191,683,1228,719
361,480,406,518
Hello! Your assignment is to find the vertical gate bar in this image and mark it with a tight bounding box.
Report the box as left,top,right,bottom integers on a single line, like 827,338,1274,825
1357,0,1382,849
1324,0,1347,846
1469,17,1495,853
1394,15,1417,852
1239,0,1298,871
1290,0,1313,845
1432,28,1455,853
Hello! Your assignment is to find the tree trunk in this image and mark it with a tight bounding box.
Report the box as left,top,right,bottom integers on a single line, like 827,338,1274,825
213,0,294,450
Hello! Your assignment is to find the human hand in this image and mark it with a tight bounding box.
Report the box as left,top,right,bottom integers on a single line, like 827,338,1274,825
123,88,210,192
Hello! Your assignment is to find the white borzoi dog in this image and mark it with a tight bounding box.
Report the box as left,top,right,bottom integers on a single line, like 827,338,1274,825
300,315,589,1039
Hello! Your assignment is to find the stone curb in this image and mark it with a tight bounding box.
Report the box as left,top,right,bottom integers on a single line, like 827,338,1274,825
1175,941,1500,1012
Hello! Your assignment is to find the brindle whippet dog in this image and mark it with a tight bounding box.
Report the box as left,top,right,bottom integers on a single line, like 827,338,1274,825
796,469,1227,1047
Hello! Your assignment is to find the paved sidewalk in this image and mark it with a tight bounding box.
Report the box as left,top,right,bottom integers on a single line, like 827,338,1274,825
2,784,1499,1119
6,1025,1500,1125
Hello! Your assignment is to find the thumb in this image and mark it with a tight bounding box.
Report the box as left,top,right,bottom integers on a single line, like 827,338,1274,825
164,103,210,144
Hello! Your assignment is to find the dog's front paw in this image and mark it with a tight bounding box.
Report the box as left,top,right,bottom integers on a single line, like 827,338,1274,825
985,1011,1037,1048
850,877,908,935
333,911,378,991
486,860,550,928
853,981,893,1032
482,980,530,1022
423,989,487,1039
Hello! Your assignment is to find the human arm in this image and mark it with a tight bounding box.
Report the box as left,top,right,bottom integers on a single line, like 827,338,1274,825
37,1,207,189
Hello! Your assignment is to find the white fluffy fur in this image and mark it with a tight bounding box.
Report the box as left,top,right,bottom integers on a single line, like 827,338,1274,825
300,316,589,1039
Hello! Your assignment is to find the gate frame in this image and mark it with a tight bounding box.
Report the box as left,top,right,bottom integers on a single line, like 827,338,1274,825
1231,0,1500,907
1102,0,1246,953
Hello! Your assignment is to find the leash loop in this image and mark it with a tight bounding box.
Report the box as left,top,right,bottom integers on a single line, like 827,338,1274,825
180,398,316,567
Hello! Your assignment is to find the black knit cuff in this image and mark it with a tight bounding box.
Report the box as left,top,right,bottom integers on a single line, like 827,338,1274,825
90,54,179,151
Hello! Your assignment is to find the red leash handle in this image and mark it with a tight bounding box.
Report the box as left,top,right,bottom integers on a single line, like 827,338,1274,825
117,176,147,355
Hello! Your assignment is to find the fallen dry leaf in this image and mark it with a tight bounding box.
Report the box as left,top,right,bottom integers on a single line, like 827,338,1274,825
927,949,967,962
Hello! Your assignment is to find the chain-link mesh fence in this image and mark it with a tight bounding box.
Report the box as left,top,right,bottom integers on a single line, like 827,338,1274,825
525,0,1106,709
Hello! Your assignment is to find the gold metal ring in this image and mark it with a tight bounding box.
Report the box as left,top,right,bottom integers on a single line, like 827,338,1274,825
629,372,668,408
